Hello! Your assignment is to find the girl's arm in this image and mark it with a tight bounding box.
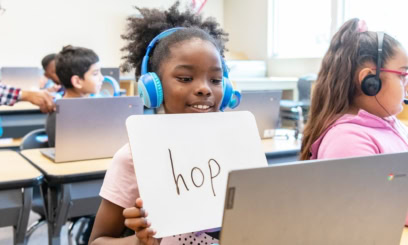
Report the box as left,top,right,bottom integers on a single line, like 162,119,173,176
89,198,133,244
89,198,160,245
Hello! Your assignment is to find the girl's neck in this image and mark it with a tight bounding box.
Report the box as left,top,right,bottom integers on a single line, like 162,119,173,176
63,89,88,98
346,105,360,115
351,95,391,118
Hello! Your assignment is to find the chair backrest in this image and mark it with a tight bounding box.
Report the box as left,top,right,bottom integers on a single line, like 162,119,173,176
20,128,49,150
297,74,317,102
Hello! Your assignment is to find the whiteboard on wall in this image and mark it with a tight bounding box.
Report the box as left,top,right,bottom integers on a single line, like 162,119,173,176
126,111,268,238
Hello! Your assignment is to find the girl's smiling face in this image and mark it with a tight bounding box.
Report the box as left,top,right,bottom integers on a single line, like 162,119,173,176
158,38,224,114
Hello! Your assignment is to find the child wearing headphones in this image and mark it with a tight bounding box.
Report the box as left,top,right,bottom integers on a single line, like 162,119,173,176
300,19,408,225
89,2,237,244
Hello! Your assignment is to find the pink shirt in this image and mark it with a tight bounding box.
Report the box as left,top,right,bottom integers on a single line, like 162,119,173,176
100,143,219,245
310,110,408,225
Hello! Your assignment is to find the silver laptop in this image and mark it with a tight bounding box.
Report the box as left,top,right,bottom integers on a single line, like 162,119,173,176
0,67,42,91
41,96,143,162
226,90,282,138
220,152,408,245
101,67,120,82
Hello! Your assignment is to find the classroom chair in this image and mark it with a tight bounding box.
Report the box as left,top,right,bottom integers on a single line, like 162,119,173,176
20,128,49,150
280,74,316,135
20,129,89,244
20,129,48,241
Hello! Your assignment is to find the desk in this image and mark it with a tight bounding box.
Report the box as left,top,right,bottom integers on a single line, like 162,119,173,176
232,77,299,100
262,137,301,164
0,102,46,138
19,137,299,244
20,149,111,245
0,138,22,149
0,150,43,245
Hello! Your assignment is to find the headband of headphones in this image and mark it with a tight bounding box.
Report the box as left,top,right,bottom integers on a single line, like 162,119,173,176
140,27,230,79
376,32,384,81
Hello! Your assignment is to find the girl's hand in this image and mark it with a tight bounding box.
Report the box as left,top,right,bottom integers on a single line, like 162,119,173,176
123,198,161,245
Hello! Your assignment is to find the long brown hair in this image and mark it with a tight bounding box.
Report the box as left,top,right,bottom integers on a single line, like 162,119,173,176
300,18,400,160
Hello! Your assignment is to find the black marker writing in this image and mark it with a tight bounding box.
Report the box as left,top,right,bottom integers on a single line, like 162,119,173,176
191,167,205,187
168,149,222,196
208,159,221,196
169,149,189,195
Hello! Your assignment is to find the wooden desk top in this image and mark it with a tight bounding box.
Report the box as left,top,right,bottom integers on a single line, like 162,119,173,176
261,137,301,154
0,101,39,112
0,150,42,189
20,149,111,184
0,138,22,148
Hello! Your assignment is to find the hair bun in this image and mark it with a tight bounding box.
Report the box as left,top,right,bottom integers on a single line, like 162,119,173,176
357,20,368,33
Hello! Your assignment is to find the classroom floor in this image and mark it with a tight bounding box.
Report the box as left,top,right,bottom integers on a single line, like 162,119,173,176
0,211,74,245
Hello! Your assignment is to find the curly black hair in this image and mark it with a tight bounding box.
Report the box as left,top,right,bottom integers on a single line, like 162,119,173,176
120,1,228,78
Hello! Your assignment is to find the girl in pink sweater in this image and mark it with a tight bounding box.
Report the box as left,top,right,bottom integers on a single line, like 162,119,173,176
301,19,408,226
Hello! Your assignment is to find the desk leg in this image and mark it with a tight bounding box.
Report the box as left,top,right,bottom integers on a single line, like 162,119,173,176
13,187,32,245
46,184,72,245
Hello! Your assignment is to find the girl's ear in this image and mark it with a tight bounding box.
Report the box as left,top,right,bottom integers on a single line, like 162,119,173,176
71,75,83,89
358,67,374,86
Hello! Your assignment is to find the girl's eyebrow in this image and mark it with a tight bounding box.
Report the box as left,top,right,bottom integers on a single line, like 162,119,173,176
210,66,222,72
174,64,194,71
173,65,222,72
400,66,408,70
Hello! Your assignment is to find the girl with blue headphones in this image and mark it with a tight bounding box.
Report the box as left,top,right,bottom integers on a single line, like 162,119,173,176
90,2,239,245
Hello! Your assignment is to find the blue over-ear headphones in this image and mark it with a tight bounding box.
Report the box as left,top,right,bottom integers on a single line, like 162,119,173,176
90,76,121,98
138,27,241,111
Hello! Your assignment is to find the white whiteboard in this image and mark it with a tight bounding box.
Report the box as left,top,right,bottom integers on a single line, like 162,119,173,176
126,111,268,238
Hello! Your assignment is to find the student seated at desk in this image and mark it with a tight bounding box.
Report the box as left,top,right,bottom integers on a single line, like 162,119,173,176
300,19,408,226
89,2,236,244
40,53,64,94
46,45,104,147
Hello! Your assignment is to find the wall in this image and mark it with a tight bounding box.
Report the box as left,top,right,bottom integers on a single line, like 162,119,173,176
223,0,321,77
0,0,223,68
268,58,321,77
223,0,268,61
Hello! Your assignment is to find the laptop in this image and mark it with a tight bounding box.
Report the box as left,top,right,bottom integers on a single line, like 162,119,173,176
226,90,282,138
0,67,42,91
101,67,120,81
41,96,143,162
220,152,408,245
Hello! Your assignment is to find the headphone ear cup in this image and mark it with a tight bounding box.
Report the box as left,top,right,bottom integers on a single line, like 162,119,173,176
137,72,163,108
361,74,382,96
220,77,233,111
219,77,241,111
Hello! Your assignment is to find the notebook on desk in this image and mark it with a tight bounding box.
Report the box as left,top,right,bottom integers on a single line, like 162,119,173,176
226,90,282,139
41,96,143,163
0,67,42,91
220,152,408,245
